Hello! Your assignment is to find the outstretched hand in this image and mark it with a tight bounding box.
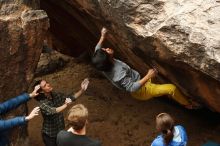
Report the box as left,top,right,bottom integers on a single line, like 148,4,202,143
101,27,108,36
25,107,40,121
29,85,41,98
81,78,90,91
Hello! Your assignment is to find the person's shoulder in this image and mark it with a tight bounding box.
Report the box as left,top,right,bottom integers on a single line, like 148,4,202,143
176,125,188,142
52,91,66,98
114,59,126,65
88,140,101,146
57,130,67,136
52,91,60,96
151,135,164,146
176,125,186,132
57,130,71,139
176,125,184,128
57,130,72,146
86,136,101,146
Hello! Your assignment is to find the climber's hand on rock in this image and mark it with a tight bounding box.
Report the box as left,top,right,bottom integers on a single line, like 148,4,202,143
146,69,156,79
101,27,108,36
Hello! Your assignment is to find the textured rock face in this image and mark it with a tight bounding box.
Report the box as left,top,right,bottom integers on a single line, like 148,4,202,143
35,50,70,77
41,0,220,112
0,1,49,145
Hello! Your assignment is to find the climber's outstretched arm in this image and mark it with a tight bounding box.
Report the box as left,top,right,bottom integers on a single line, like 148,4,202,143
94,27,108,52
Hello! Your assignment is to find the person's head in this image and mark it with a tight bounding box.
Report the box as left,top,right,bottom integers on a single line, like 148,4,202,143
101,48,114,56
39,80,53,93
92,48,114,71
67,104,88,131
33,79,53,101
156,113,175,145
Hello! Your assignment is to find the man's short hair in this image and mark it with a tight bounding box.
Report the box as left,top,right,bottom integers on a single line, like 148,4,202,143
67,104,88,131
92,49,113,72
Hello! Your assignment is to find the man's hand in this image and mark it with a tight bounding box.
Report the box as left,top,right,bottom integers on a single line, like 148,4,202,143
101,27,108,36
29,85,41,98
65,98,72,105
81,78,90,91
56,99,72,113
74,78,90,99
25,107,40,121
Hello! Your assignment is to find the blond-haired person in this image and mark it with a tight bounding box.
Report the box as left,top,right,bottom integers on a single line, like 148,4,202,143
57,104,101,146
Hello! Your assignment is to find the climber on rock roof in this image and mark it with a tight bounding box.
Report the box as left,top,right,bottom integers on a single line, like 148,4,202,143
91,27,199,109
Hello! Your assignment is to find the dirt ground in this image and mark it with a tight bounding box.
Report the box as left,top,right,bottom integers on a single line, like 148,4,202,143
28,59,220,146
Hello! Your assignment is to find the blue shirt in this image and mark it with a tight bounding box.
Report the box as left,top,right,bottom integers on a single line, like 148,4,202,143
151,125,188,146
0,93,30,146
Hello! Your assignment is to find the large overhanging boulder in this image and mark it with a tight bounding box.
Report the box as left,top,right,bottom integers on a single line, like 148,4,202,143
40,0,220,112
0,0,49,145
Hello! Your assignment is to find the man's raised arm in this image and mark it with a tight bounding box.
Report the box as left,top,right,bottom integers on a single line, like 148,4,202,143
73,78,89,99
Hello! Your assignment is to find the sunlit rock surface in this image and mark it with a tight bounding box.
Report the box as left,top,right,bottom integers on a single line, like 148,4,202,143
41,0,220,112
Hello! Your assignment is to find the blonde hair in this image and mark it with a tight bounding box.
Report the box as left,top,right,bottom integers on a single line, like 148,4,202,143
67,104,88,131
156,113,175,145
